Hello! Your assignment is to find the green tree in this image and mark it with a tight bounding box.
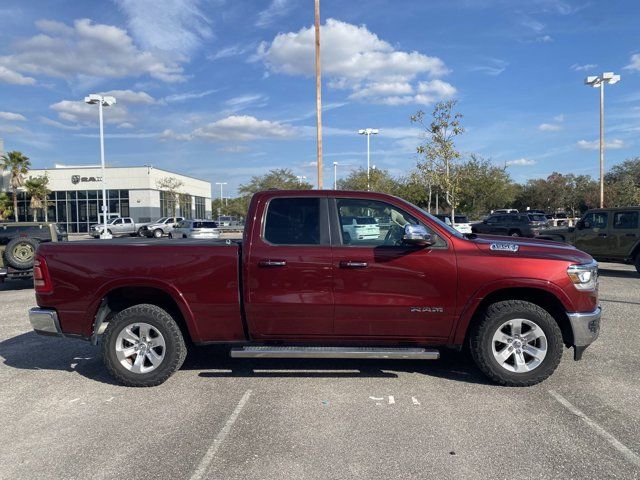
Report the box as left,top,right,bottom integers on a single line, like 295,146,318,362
156,177,184,217
0,192,12,220
24,175,51,221
336,167,400,194
0,151,31,222
412,100,464,224
606,157,640,185
456,155,516,218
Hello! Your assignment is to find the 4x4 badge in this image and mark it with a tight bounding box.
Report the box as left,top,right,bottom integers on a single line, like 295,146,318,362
490,243,519,252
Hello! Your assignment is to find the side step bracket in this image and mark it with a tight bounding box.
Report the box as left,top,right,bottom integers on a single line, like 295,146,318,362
230,346,439,360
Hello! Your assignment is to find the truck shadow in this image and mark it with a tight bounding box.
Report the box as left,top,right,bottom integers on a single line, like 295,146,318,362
0,332,491,386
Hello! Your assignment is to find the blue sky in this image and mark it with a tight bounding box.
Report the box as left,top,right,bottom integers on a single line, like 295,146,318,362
0,0,639,196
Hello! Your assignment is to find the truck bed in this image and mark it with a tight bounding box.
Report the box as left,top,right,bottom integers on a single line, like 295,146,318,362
36,239,244,342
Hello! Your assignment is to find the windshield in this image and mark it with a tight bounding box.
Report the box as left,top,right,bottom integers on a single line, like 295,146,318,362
528,214,547,222
153,217,168,224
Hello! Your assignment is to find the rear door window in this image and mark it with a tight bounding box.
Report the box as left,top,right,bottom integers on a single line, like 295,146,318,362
194,221,217,228
264,197,321,245
583,212,608,229
613,211,639,229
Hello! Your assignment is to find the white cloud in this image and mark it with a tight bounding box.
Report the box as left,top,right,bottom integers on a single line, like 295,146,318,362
538,123,562,131
577,139,625,150
164,115,296,142
114,0,213,57
225,94,268,107
536,35,553,42
0,66,36,85
218,145,251,153
101,89,157,105
469,58,508,76
0,124,26,134
554,114,564,122
624,53,640,71
50,100,131,126
256,0,292,28
506,158,537,166
39,116,83,130
164,89,217,103
208,44,252,61
0,111,27,121
0,19,185,83
571,63,597,72
256,18,451,105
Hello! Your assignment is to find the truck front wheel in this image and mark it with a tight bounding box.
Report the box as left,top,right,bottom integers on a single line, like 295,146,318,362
102,304,187,387
469,300,563,386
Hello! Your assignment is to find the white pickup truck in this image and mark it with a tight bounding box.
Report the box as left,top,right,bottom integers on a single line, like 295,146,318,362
90,217,142,238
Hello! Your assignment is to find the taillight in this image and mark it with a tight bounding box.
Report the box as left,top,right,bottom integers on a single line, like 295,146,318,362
34,255,53,294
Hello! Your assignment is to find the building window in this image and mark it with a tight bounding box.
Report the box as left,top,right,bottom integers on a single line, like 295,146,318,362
195,196,206,219
179,194,192,219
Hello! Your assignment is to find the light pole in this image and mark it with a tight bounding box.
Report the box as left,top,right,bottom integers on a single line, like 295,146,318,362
84,94,116,239
584,72,620,208
358,128,379,191
215,182,227,219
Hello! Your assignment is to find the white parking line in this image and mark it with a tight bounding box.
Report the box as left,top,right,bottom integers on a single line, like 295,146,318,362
190,389,252,480
549,390,640,468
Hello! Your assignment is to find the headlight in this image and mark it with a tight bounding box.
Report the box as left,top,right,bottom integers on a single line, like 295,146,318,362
567,261,598,291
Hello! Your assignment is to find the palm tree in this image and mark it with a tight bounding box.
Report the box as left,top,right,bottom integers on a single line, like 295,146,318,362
24,175,51,221
0,151,31,222
0,192,12,221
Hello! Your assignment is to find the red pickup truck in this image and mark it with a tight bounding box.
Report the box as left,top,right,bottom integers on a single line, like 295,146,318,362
28,190,600,387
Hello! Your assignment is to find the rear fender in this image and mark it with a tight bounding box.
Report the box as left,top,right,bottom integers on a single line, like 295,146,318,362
90,277,201,342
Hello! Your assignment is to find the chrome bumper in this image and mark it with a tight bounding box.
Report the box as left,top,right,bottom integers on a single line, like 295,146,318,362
29,308,63,336
567,307,601,360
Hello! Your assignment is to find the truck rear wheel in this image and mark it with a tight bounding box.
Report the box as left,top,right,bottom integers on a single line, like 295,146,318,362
469,300,563,386
102,304,187,387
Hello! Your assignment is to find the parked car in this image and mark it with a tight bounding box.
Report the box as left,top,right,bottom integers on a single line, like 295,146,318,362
472,213,549,237
217,216,239,227
537,207,640,273
434,214,473,234
0,222,67,281
169,219,220,239
544,212,574,227
90,217,143,238
29,190,600,388
493,208,519,214
340,215,381,243
140,217,184,238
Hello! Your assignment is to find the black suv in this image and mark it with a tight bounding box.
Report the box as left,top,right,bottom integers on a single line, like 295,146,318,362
472,213,549,237
0,222,67,281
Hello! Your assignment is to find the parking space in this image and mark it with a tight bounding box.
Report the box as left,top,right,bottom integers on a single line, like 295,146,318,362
0,263,639,479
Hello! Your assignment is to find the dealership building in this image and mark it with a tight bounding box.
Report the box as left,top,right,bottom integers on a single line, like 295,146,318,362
0,164,212,233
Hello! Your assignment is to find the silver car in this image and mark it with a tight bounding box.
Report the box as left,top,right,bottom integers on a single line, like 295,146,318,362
143,217,184,238
169,220,220,239
90,217,137,238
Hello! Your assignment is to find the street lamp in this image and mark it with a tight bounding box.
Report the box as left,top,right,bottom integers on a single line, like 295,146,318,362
358,128,379,191
84,93,116,239
584,72,620,208
215,182,227,219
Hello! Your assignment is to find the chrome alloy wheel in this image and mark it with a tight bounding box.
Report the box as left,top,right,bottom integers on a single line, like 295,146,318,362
115,322,166,374
491,318,548,373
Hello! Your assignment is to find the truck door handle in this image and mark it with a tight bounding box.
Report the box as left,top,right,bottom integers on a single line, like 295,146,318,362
258,260,287,267
340,260,368,268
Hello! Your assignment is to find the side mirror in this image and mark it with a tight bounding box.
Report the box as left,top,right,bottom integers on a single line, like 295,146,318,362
403,224,433,247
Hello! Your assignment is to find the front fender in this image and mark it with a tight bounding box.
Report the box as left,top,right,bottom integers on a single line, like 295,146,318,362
450,278,575,345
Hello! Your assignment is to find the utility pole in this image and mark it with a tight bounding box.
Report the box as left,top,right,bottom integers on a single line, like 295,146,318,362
314,0,323,189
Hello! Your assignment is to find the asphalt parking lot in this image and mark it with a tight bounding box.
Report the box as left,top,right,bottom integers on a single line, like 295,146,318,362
0,263,639,479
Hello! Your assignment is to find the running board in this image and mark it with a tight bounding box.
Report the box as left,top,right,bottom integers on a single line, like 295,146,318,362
230,346,439,360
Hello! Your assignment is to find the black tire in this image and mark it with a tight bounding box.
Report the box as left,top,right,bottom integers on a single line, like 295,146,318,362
107,229,113,236
102,304,187,387
3,237,40,270
153,229,163,238
509,230,521,237
137,227,146,237
469,300,563,387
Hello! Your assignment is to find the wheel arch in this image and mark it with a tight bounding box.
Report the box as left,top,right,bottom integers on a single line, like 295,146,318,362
453,285,574,348
91,281,200,344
